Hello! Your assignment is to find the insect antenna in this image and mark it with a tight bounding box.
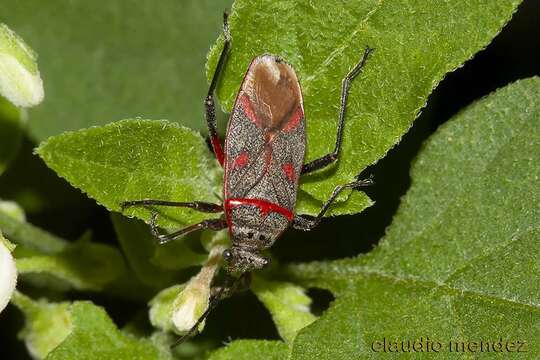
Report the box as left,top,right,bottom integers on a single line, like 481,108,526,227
171,273,241,348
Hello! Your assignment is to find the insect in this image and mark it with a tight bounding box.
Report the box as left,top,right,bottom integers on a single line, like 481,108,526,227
122,12,374,344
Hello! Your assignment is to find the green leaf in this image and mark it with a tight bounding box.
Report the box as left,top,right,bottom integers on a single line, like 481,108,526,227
47,302,171,360
209,340,289,360
2,201,125,292
37,119,222,229
0,206,67,254
11,291,73,359
0,23,43,107
151,228,211,272
111,213,201,288
251,276,316,343
211,78,540,358
359,82,540,283
207,0,522,205
1,0,232,140
12,292,172,360
0,228,16,252
0,198,26,222
150,238,208,272
16,237,128,292
0,98,25,175
296,189,373,217
1,204,153,300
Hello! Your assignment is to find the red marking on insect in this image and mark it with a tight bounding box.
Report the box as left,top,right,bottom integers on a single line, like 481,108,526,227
264,146,273,167
282,162,296,182
284,106,303,132
211,136,225,166
233,151,249,168
240,93,259,125
224,198,294,221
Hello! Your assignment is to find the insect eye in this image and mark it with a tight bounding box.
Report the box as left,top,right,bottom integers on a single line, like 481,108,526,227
222,249,233,262
259,234,266,241
247,232,254,239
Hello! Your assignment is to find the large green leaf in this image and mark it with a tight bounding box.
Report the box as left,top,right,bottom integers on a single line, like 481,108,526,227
46,302,172,360
207,0,522,206
12,292,172,360
209,78,540,358
1,0,233,141
37,119,222,229
209,340,289,360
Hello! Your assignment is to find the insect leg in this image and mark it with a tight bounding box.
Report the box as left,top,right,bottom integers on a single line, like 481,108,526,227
121,199,223,213
210,272,251,298
301,46,375,175
149,215,227,244
292,177,373,231
205,11,232,167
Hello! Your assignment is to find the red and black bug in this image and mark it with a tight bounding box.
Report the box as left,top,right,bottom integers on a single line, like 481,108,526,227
122,12,374,343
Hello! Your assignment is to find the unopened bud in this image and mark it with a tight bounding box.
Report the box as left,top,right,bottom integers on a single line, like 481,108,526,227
0,23,44,107
0,233,17,313
171,242,226,333
171,277,210,332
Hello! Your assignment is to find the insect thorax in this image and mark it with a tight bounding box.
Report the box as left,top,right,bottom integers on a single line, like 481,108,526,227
229,206,289,250
223,246,269,275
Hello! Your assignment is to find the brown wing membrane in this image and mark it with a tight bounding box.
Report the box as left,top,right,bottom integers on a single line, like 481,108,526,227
224,55,306,213
245,57,301,131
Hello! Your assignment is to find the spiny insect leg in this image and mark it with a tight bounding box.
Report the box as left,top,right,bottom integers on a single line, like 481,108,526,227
149,214,226,245
292,177,373,231
301,46,375,175
121,199,223,213
205,11,232,167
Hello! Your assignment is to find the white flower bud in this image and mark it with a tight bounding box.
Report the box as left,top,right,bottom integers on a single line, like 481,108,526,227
171,244,225,333
0,234,17,313
172,282,209,332
0,23,44,108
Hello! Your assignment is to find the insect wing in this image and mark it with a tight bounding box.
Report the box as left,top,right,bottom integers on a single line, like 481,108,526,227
224,55,306,212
